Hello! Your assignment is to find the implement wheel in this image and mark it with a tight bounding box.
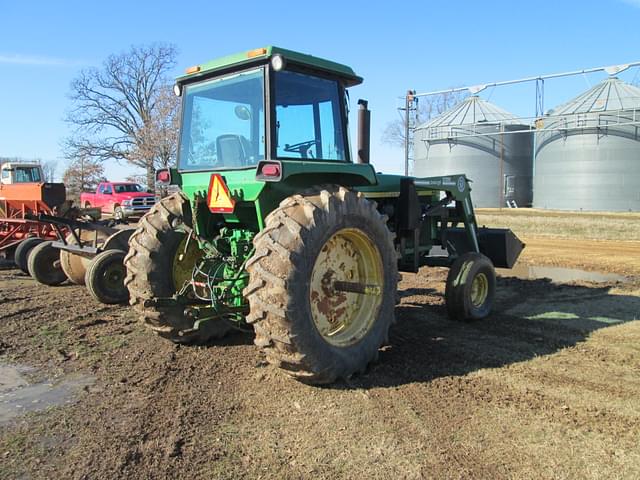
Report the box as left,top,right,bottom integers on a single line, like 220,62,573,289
245,185,397,384
124,192,232,343
60,230,107,285
28,241,67,286
86,249,128,304
15,237,43,274
445,252,496,321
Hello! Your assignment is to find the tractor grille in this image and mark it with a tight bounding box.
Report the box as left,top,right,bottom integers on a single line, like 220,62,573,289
131,197,156,207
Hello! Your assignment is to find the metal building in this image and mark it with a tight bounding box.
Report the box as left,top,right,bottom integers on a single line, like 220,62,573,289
414,96,533,208
533,77,640,211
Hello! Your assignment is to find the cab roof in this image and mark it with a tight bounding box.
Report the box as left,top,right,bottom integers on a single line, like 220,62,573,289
0,162,41,168
176,46,363,87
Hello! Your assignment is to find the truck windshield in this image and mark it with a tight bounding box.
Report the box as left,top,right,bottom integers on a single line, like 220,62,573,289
15,166,43,183
178,68,265,171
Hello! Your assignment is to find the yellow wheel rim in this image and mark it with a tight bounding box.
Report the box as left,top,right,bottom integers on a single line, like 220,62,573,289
172,234,202,291
470,272,489,307
309,228,383,347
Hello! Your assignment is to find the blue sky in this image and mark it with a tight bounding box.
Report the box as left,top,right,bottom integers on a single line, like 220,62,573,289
1,0,640,180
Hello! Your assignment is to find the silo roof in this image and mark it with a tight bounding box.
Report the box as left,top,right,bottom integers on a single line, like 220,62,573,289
549,77,640,115
417,95,519,129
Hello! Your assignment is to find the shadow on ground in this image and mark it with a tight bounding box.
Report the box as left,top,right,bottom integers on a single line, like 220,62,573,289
338,276,639,389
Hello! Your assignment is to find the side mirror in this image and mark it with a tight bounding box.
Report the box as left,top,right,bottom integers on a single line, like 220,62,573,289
234,105,251,121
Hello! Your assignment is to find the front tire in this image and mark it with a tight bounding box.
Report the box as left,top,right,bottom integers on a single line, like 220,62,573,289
245,186,397,384
124,192,232,343
445,252,496,321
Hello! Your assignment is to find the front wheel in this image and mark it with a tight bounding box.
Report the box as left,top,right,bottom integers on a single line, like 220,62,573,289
245,185,397,384
445,252,496,321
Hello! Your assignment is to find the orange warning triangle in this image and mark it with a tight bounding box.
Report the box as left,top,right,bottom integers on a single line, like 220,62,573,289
207,174,235,213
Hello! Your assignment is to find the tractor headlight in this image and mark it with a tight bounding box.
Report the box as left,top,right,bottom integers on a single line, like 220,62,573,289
271,54,286,72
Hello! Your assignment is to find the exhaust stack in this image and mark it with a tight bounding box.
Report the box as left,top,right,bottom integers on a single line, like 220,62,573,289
357,99,370,164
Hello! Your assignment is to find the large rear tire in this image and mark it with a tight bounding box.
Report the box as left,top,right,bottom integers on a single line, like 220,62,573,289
28,241,67,286
245,186,397,384
15,237,43,274
124,192,232,343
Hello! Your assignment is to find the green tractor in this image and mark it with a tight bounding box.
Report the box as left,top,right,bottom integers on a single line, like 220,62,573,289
124,46,523,384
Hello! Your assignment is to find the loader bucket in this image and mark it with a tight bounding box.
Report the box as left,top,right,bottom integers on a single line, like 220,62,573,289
445,227,525,269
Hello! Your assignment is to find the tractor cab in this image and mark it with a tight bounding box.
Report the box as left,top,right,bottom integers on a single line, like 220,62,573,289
173,47,365,173
0,162,45,185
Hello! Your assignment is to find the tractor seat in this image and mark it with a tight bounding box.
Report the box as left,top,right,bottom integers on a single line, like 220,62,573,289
216,134,253,167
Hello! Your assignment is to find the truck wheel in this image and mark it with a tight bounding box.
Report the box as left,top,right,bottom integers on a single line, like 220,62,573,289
245,186,397,384
124,192,232,343
28,241,67,286
15,237,43,274
445,252,496,321
114,206,124,220
86,249,128,304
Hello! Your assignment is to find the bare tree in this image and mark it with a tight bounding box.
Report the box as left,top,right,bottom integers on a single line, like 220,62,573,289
65,43,180,188
125,173,148,185
381,90,469,148
41,160,57,182
128,84,181,180
62,156,105,203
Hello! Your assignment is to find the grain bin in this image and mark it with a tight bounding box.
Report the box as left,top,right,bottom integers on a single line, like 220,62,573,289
414,96,533,207
533,77,640,211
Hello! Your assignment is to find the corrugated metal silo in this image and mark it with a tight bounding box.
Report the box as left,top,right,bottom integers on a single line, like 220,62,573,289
414,96,533,207
533,77,640,211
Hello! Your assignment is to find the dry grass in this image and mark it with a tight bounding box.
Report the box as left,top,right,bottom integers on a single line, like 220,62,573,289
476,208,640,242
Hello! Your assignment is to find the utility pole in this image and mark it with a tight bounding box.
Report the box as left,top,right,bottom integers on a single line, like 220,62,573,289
403,90,416,176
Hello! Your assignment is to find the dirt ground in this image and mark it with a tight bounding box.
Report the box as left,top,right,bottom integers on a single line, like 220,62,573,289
1,233,639,479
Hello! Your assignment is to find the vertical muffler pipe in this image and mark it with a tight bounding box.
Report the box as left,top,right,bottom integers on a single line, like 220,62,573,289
357,99,370,164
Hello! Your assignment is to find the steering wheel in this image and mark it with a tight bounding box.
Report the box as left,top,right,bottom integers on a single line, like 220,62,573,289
284,140,319,158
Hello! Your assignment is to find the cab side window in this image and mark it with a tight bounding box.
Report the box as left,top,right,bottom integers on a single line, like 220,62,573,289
274,71,346,161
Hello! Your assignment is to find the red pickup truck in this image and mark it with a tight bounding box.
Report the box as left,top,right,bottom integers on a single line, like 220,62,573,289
80,182,156,220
